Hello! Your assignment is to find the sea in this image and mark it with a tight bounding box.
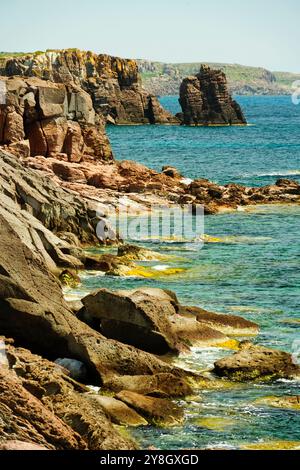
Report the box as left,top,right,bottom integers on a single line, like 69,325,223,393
68,96,300,450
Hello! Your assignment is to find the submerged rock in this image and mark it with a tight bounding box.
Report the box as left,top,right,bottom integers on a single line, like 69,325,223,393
213,341,300,381
255,395,300,411
178,65,247,126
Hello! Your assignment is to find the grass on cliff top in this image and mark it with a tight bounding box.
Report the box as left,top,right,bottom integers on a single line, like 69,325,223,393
138,60,300,88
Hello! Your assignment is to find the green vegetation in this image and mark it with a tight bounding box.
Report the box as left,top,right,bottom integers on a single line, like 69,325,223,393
138,60,300,95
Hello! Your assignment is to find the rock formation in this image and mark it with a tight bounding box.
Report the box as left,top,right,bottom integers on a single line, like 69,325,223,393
178,65,247,125
0,49,178,125
0,76,113,161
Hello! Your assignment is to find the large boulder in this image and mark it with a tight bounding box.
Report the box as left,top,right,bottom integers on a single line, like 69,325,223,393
178,65,247,126
213,341,300,381
80,287,243,354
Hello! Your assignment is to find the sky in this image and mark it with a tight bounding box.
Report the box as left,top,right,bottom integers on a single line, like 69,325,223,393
1,0,299,72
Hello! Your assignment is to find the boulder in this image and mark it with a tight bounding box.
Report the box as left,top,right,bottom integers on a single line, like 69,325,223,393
86,395,148,427
54,358,87,382
213,341,300,381
116,391,184,427
81,288,183,354
81,287,243,353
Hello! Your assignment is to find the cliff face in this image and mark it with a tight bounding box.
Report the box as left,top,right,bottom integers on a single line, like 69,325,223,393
178,65,247,126
0,50,177,125
0,76,113,161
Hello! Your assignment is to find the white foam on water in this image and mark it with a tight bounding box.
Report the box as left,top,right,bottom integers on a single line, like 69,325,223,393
242,170,300,178
152,264,170,271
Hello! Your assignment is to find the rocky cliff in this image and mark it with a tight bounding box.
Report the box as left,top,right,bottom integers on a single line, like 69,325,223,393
0,49,178,125
178,65,247,126
0,76,113,161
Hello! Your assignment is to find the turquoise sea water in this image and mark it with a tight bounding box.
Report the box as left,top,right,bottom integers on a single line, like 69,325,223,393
71,96,300,449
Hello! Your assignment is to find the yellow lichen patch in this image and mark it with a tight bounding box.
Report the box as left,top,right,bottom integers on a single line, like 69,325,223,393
241,441,300,450
255,396,300,411
186,376,241,391
125,266,186,278
201,234,224,243
193,417,236,431
216,339,240,350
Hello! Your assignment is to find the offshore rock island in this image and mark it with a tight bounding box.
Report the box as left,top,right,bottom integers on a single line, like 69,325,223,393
0,48,300,451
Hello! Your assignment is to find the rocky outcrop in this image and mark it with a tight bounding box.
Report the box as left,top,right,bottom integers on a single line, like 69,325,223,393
0,76,113,161
178,65,247,125
213,341,300,381
185,177,300,211
0,50,178,125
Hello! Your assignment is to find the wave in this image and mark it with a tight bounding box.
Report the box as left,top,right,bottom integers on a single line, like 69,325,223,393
242,170,300,178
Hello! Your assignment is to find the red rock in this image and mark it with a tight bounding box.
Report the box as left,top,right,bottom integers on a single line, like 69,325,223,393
52,161,87,182
63,121,84,162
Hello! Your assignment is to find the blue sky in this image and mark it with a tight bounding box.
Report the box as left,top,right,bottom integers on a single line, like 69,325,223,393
1,0,299,72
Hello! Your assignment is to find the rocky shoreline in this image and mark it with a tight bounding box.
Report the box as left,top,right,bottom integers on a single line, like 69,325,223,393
0,49,300,451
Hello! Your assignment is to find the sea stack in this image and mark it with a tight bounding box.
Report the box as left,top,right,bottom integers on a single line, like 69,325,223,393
178,64,247,126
